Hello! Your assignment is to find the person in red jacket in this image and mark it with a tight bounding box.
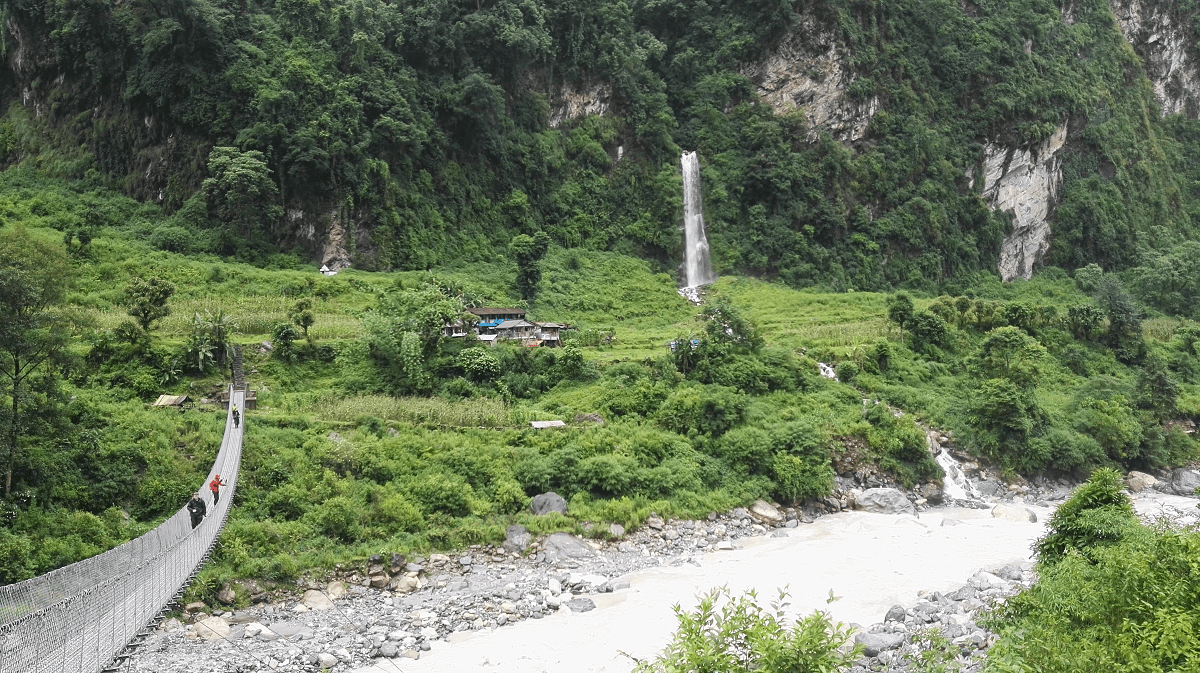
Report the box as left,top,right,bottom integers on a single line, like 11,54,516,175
209,474,228,505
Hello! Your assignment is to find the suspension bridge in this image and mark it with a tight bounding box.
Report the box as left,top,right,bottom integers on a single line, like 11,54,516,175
0,382,245,673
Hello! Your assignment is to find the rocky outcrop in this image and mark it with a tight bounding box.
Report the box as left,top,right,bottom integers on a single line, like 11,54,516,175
977,124,1068,281
548,80,611,128
1111,0,1200,118
854,488,916,515
741,14,878,142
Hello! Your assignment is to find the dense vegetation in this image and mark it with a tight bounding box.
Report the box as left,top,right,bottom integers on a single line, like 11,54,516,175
4,0,1200,293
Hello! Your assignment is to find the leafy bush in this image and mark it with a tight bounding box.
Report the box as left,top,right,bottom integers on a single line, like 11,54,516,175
633,587,861,673
656,384,747,437
1034,468,1137,565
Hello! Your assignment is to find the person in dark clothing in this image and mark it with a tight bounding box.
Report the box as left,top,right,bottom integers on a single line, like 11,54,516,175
209,474,227,505
187,494,207,529
232,405,240,429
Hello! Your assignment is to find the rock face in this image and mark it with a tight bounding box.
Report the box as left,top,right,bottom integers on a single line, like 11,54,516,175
740,14,878,142
548,80,611,128
531,492,568,516
1111,0,1200,118
1170,468,1200,496
854,488,916,515
978,124,1068,281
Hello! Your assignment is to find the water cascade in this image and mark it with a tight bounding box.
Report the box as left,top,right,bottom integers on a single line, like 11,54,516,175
680,151,717,290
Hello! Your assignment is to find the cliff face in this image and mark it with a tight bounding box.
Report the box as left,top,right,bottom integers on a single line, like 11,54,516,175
1111,0,1200,118
740,14,878,142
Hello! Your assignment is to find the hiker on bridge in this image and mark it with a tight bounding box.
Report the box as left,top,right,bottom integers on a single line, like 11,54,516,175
187,493,207,529
209,474,227,505
232,404,240,429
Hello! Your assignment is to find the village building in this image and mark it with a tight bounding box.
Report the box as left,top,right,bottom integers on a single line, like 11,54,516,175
445,307,565,347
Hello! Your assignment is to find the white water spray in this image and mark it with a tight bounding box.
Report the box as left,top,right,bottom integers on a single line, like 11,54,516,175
681,151,716,288
936,450,984,504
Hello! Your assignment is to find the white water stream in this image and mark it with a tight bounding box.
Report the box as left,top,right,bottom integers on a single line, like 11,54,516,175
680,151,716,289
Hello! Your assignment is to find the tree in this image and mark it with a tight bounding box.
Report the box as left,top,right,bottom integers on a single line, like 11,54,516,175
510,231,550,300
0,227,73,495
886,292,914,331
1034,467,1136,565
123,277,176,331
700,298,763,353
201,147,282,238
907,310,950,353
1066,304,1104,340
192,309,238,371
290,298,315,339
971,326,1047,388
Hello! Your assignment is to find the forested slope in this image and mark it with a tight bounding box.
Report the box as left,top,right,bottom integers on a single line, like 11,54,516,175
3,0,1200,303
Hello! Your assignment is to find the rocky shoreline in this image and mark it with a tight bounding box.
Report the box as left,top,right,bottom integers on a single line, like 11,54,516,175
126,462,1200,673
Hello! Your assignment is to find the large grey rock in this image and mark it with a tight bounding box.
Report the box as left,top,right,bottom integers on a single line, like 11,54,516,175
543,533,597,559
855,488,916,515
325,581,348,600
884,604,906,622
502,524,532,553
991,503,1037,523
1125,471,1158,493
747,499,784,525
531,492,568,515
1170,468,1200,496
854,631,905,656
316,652,338,668
217,583,236,605
565,597,596,613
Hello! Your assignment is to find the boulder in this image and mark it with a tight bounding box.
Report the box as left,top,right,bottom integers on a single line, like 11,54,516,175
325,581,348,600
369,573,390,589
542,533,597,559
194,616,230,641
995,563,1024,581
991,503,1037,523
316,652,338,668
884,604,906,622
854,631,905,656
531,492,569,515
502,524,532,553
748,499,784,525
855,488,916,515
565,597,596,613
1170,468,1200,496
184,601,207,614
217,584,236,605
1125,471,1158,493
608,523,626,537
301,590,334,611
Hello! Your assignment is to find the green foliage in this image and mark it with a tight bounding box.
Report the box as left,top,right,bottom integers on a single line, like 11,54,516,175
633,587,862,673
511,231,551,300
887,293,915,330
123,277,175,332
1034,468,1137,566
656,384,747,437
201,147,282,241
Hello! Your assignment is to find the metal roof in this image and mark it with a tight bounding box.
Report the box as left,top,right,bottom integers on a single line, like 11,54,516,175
466,308,526,316
152,395,191,407
530,420,567,429
495,320,534,329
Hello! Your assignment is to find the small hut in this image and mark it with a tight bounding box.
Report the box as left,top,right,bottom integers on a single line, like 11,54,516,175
152,395,192,410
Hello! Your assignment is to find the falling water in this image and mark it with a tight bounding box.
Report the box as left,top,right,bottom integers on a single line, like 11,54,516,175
681,151,717,288
935,450,985,504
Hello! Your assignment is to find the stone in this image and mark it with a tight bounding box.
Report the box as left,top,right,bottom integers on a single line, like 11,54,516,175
991,503,1037,523
854,631,905,656
158,618,184,633
612,580,631,590
217,583,236,605
325,581,348,600
316,653,338,668
380,644,399,658
715,540,733,550
770,530,789,538
747,499,784,525
565,597,596,613
531,492,569,516
941,518,963,527
646,515,664,530
184,601,207,614
854,488,916,515
609,523,626,537
995,563,1024,581
548,578,562,595
975,480,1003,497
194,616,230,641
1170,468,1200,496
543,532,597,559
402,649,421,660
369,574,390,589
503,524,532,553
458,554,473,566
884,604,907,622
301,590,334,611
969,571,1010,590
1126,471,1159,493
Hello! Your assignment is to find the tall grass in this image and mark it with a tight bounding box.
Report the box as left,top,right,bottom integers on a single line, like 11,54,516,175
313,394,512,428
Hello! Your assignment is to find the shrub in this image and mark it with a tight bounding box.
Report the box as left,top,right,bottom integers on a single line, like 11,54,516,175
656,384,747,437
306,495,362,542
633,587,861,673
406,471,474,517
375,493,425,533
1034,468,1137,565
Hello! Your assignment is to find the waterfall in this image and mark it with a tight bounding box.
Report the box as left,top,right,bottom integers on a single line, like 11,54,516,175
681,151,717,288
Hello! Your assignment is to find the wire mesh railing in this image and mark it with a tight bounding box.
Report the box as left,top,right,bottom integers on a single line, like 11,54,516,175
0,387,245,673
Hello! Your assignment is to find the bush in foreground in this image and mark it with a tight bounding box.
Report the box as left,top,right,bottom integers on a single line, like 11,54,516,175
633,587,861,673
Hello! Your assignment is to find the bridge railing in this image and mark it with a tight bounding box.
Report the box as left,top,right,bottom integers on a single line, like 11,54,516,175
0,387,245,673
